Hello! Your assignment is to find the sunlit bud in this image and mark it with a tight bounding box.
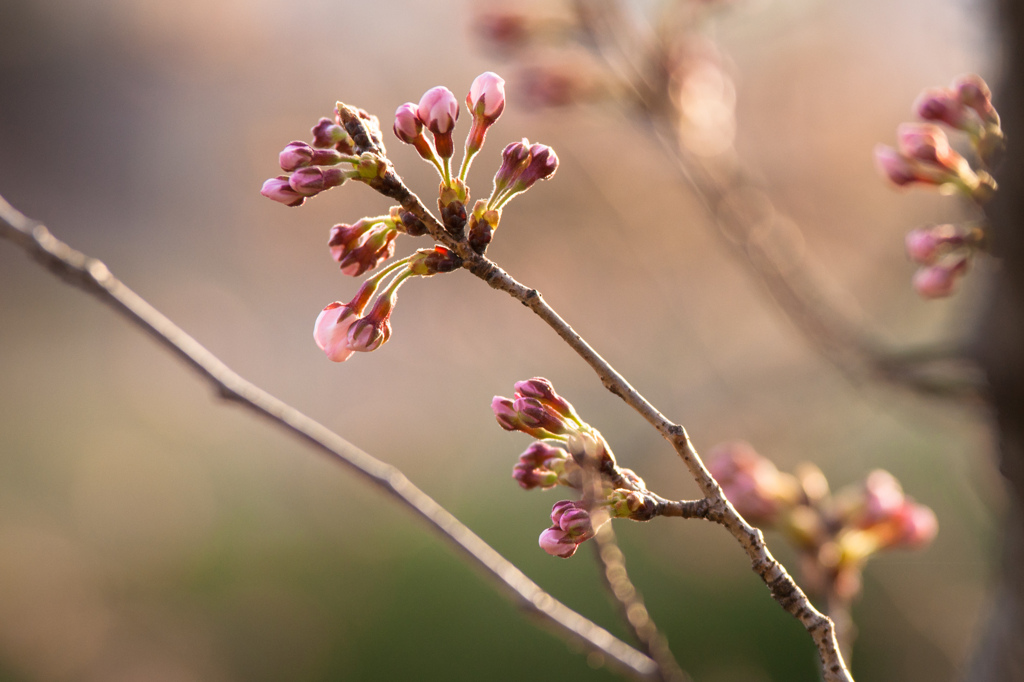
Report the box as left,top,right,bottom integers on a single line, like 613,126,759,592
557,507,595,540
954,74,999,126
492,396,522,431
407,246,462,276
538,526,578,558
897,123,954,166
550,499,578,526
465,72,506,157
337,225,397,277
914,88,976,133
905,224,966,265
514,442,568,490
492,140,532,196
288,166,348,196
311,117,353,151
279,141,344,172
874,145,919,186
418,86,459,158
347,295,396,353
468,72,506,120
389,206,429,237
393,103,423,142
514,397,571,435
328,220,374,262
514,377,577,420
518,144,559,189
609,489,656,519
912,257,968,299
313,302,360,362
261,175,306,207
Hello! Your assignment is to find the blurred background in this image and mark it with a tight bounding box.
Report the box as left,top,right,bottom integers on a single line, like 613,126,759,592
0,0,1003,680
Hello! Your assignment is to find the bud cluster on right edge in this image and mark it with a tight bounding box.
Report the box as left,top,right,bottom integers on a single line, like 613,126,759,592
707,441,937,601
874,74,1004,299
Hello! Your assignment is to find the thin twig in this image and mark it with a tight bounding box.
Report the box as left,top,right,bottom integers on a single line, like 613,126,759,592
0,194,659,681
339,106,855,682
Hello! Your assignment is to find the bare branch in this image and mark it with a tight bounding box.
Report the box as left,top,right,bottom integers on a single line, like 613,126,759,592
0,193,659,681
337,108,854,682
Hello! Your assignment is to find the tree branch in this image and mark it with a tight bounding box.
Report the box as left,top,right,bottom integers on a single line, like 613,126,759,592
0,193,659,681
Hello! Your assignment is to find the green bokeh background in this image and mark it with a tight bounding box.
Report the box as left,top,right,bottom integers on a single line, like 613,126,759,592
0,0,1002,680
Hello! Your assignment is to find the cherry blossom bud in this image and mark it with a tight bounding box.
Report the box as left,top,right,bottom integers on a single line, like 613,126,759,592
517,144,559,190
897,123,956,167
288,166,348,196
550,500,578,526
407,246,462,276
279,141,344,172
313,302,360,362
514,377,574,417
474,11,531,52
904,224,971,265
914,88,974,132
492,140,532,196
347,295,395,353
912,257,968,299
311,117,354,151
418,86,459,158
953,74,998,126
492,397,522,431
468,71,506,121
514,397,571,435
336,224,397,277
557,507,594,540
513,442,568,490
260,175,306,207
393,103,423,142
539,527,578,558
874,145,919,187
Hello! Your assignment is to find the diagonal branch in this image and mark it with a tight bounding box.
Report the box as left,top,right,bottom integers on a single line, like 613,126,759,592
0,193,659,681
339,106,854,682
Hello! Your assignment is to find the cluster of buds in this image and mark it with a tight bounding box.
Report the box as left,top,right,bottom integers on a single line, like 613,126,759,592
262,73,560,363
904,223,987,298
261,107,386,207
493,378,654,558
313,247,460,362
708,442,937,601
874,74,1002,298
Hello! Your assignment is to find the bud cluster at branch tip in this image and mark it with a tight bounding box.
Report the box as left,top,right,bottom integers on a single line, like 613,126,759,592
263,73,558,362
707,442,937,601
875,74,1001,299
493,378,665,558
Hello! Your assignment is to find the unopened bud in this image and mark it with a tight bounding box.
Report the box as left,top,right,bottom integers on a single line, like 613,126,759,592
261,175,306,207
418,86,459,158
289,166,348,196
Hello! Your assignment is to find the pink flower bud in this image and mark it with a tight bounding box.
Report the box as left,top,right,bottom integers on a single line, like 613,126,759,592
289,166,347,196
468,71,506,121
311,117,352,151
914,88,973,131
707,441,795,524
493,140,532,194
418,86,459,158
904,224,964,265
336,225,397,277
346,295,395,353
897,123,953,167
279,141,344,172
516,144,559,189
393,102,423,143
912,258,967,299
953,74,998,125
260,175,306,207
313,302,360,362
874,145,918,187
513,397,570,435
557,507,594,540
538,527,578,558
492,396,521,431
